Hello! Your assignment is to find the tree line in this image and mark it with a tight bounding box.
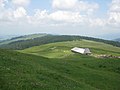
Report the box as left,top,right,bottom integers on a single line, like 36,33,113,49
0,35,120,50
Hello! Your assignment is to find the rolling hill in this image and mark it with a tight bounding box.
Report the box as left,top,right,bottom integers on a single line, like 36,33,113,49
20,40,120,58
0,49,120,90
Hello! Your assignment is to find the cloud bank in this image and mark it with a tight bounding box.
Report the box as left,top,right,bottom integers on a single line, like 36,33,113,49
0,0,120,38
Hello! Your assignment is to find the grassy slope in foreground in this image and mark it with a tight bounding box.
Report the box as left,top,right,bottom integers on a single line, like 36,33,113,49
20,40,120,58
0,49,120,90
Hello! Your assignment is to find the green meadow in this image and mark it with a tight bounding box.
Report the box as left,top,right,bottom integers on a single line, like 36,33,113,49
0,49,120,90
21,40,120,58
0,38,120,90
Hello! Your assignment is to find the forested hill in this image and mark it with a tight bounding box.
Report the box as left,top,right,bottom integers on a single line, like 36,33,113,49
0,34,120,50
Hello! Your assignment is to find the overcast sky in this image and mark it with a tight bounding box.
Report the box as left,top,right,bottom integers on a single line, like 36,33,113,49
0,0,120,39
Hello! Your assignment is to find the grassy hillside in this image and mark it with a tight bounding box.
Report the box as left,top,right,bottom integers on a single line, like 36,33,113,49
0,49,120,90
1,36,120,90
20,40,120,58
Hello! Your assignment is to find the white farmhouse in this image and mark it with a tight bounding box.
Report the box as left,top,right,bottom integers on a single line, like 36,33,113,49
71,47,91,54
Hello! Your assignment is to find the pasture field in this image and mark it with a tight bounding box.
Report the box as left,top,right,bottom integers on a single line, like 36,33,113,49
0,49,120,90
21,40,120,58
0,40,120,90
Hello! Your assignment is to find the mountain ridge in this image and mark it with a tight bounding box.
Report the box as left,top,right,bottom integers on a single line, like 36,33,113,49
0,34,120,50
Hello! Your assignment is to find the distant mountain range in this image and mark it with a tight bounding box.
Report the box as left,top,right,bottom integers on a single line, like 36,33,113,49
114,38,120,42
0,33,47,45
0,35,19,41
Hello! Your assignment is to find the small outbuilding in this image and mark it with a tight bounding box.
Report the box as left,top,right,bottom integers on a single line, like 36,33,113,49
71,47,91,54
